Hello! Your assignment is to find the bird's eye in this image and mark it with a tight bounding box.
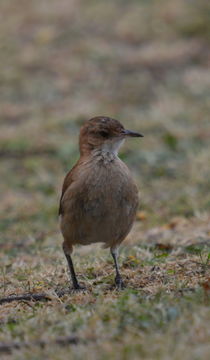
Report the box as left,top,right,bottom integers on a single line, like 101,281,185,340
99,131,109,138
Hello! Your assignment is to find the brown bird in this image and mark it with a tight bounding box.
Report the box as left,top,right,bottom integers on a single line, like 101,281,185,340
59,116,143,289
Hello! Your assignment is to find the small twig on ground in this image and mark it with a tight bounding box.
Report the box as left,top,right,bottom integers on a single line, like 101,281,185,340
0,289,69,305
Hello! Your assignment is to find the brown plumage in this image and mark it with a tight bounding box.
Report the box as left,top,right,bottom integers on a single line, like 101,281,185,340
59,116,143,289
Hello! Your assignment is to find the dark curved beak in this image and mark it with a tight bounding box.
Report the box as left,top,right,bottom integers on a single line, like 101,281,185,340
122,129,144,138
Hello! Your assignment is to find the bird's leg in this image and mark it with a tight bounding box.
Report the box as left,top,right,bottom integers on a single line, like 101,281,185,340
63,243,83,290
111,247,124,289
65,253,81,290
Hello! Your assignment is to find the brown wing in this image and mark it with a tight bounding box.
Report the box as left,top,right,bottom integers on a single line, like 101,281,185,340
58,162,78,216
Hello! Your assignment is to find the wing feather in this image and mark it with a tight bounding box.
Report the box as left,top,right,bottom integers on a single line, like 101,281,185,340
58,163,78,215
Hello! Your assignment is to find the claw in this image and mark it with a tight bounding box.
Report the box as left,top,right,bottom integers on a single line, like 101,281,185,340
72,283,86,292
115,275,125,289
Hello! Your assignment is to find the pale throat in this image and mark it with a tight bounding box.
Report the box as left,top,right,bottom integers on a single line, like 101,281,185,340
101,138,125,156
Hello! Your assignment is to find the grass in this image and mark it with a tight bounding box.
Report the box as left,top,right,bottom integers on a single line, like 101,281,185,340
0,0,210,359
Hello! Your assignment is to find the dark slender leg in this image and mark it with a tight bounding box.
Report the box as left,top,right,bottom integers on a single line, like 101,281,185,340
111,247,124,289
64,253,82,290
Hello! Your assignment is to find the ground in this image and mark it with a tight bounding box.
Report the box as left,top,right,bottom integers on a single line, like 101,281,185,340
0,0,210,359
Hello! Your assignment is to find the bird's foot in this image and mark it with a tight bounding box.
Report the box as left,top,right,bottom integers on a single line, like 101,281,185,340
72,283,86,292
115,275,125,290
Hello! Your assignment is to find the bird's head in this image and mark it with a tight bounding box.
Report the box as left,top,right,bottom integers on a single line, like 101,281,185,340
79,116,143,156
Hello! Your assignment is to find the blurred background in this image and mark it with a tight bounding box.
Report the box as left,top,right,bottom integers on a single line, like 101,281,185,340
1,0,210,240
0,2,210,358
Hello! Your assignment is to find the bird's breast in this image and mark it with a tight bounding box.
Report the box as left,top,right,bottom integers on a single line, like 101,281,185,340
81,156,139,215
60,155,139,246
